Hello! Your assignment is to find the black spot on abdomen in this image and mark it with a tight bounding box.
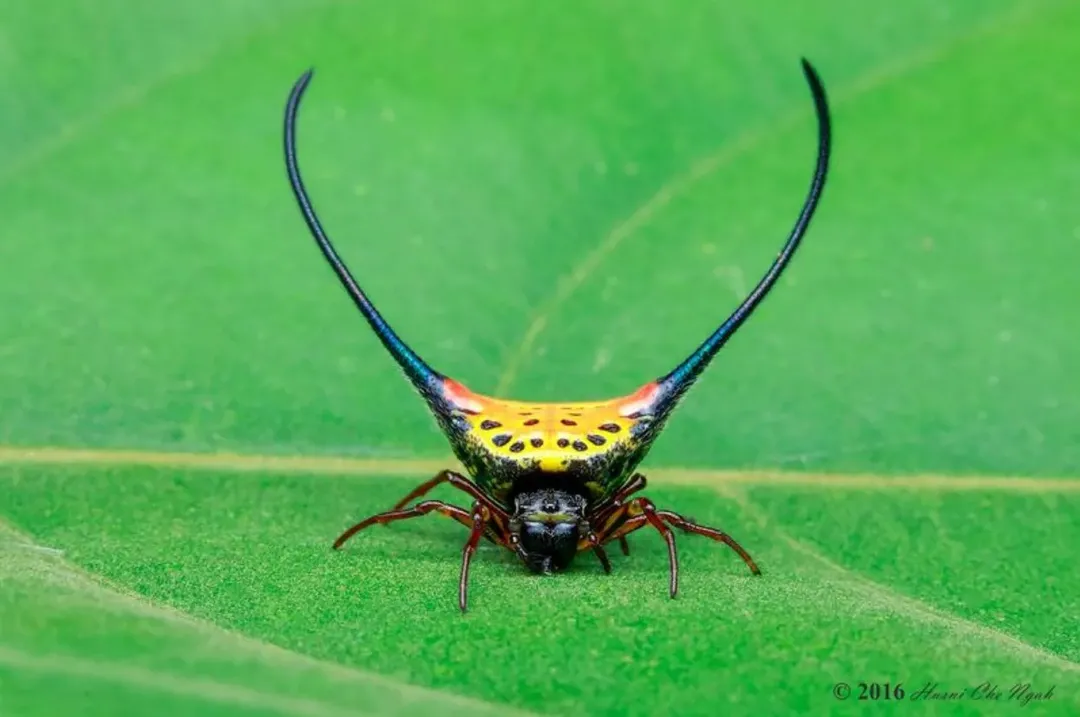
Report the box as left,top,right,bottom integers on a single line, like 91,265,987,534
510,441,525,453
586,434,606,446
572,440,588,452
492,434,512,447
480,419,502,430
557,438,570,448
598,423,621,433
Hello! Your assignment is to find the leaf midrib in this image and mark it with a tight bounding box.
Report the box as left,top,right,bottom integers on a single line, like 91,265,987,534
0,444,1075,492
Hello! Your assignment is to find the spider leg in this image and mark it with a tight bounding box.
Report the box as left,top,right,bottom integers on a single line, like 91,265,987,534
458,502,491,613
334,499,505,613
656,509,761,576
593,495,760,598
586,473,647,561
387,471,453,510
614,498,680,598
585,529,612,574
593,546,612,573
388,470,509,519
333,500,472,549
590,473,648,525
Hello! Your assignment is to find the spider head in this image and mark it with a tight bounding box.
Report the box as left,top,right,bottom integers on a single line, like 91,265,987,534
509,488,588,574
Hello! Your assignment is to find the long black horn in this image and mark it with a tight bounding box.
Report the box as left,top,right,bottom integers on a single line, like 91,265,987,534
657,58,831,396
283,69,443,390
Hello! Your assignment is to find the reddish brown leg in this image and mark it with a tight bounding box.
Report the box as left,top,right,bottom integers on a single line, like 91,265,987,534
591,474,648,526
389,470,509,520
332,500,472,549
594,499,679,596
603,514,648,543
594,546,612,573
585,529,612,574
508,533,531,565
459,503,490,613
588,475,644,564
389,471,452,510
639,499,679,598
656,509,761,576
597,497,761,597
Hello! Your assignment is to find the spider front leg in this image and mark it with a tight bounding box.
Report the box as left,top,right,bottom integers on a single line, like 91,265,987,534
590,474,649,526
584,528,612,574
333,498,507,613
595,495,760,598
386,469,505,516
332,500,474,549
606,499,680,597
368,470,511,548
656,509,761,577
586,473,648,562
458,502,491,613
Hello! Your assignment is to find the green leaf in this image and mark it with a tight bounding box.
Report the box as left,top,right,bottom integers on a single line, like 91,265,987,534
2,0,1078,715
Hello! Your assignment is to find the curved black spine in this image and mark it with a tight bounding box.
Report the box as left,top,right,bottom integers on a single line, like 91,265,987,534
657,58,832,397
283,69,443,390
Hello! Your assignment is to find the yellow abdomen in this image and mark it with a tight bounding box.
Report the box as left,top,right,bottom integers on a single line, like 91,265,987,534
442,379,661,472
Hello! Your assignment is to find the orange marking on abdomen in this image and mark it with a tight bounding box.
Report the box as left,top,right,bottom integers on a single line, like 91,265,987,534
441,378,485,414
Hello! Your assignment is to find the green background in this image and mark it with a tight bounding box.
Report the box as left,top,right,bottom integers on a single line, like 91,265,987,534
1,1,1078,715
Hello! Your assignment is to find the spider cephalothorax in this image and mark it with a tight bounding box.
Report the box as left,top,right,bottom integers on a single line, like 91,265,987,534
509,488,588,574
284,58,832,611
